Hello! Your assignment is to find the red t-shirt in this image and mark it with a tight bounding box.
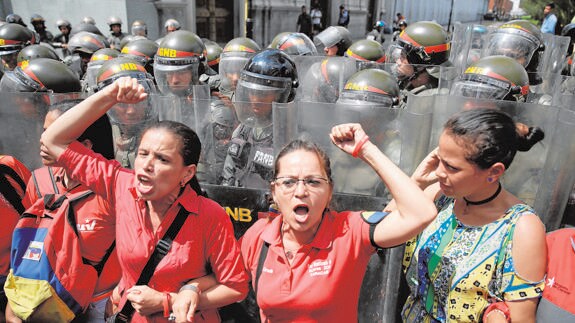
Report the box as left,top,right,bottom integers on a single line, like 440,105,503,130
59,141,248,323
23,166,120,297
240,210,376,322
0,155,31,277
541,228,575,315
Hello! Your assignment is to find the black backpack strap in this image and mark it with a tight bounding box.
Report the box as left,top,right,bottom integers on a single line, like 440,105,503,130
93,241,116,276
32,167,60,199
113,206,190,323
253,241,270,298
0,164,27,214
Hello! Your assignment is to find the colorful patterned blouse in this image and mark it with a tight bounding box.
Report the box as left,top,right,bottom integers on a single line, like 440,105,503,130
402,196,545,322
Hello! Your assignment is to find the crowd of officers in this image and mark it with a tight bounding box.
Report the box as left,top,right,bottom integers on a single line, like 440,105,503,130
0,11,574,321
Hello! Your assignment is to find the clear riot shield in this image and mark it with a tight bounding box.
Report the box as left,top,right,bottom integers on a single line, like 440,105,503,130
294,56,358,103
195,96,237,185
0,92,47,170
108,93,158,169
555,75,575,110
154,84,210,132
533,108,575,230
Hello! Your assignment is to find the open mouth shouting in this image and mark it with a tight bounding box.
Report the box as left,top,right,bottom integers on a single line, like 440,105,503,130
136,174,154,195
293,204,310,223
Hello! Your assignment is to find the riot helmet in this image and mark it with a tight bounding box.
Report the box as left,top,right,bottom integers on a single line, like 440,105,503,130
56,19,72,31
0,23,36,70
81,17,96,25
202,39,223,74
30,14,45,26
153,30,206,96
300,56,357,103
84,48,120,92
450,55,529,102
345,39,386,69
119,34,146,50
483,20,543,68
164,19,181,33
6,14,26,27
131,20,147,37
0,23,36,55
337,68,400,107
392,21,450,65
72,23,103,36
107,16,123,28
234,49,298,127
0,58,80,93
120,38,158,74
17,44,60,68
96,57,157,125
268,32,317,56
314,25,352,56
68,31,108,56
219,37,261,92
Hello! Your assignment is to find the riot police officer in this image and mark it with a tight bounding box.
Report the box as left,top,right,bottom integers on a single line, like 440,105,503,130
483,20,545,85
0,23,36,71
387,21,451,93
345,39,386,70
96,57,157,168
218,37,261,100
119,38,158,76
0,57,80,93
153,30,206,97
53,19,72,57
299,56,357,103
16,44,60,69
197,99,237,184
83,48,120,93
131,20,147,37
66,31,109,78
30,14,53,43
314,25,352,56
450,55,530,102
199,39,224,91
337,68,400,107
106,16,127,50
268,32,318,56
220,49,298,188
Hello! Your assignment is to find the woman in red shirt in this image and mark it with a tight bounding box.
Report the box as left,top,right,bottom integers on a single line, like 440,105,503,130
40,77,248,322
240,124,437,322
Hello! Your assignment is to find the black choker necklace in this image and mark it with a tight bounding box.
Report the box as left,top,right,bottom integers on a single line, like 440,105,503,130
463,183,502,206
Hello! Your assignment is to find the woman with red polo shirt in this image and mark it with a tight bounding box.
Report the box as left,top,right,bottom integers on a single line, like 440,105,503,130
240,124,438,322
40,77,248,323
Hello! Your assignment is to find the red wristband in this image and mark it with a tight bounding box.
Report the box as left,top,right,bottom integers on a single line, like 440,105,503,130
352,136,370,158
163,292,171,318
483,302,510,322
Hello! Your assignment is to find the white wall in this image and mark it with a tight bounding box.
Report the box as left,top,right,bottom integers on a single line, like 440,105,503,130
11,0,128,37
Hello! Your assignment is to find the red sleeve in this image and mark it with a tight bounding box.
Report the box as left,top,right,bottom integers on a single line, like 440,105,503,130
203,198,249,295
0,155,31,208
58,141,123,205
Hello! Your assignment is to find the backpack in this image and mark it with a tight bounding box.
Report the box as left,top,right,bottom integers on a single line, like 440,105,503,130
5,184,113,322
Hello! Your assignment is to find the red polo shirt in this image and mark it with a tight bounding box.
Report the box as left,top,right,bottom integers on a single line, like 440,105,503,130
23,166,120,298
241,210,376,322
59,141,248,323
0,155,31,278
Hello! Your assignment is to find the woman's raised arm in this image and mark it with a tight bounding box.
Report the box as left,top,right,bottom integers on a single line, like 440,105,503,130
330,123,437,248
41,77,148,162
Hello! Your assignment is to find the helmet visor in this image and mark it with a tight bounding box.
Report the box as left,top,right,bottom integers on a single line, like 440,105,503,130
234,75,292,127
97,71,156,93
314,27,341,50
218,55,250,92
450,79,510,100
338,90,395,106
0,70,37,92
107,101,157,125
484,33,538,67
279,36,318,56
84,61,104,91
153,62,199,96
